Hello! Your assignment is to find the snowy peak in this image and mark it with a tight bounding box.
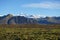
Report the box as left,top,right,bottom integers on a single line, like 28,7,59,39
0,14,60,24
26,14,46,18
12,13,46,18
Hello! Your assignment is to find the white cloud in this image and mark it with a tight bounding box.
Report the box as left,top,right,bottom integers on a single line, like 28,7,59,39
21,2,60,9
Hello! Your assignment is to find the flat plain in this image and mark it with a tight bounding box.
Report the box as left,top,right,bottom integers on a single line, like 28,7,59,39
0,24,60,40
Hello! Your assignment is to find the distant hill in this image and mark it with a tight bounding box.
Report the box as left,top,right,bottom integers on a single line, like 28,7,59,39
0,14,60,24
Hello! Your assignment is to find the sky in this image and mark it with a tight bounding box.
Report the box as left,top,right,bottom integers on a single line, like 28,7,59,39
0,0,60,17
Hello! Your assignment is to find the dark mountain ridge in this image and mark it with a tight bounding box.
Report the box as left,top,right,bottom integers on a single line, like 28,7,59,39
0,14,60,24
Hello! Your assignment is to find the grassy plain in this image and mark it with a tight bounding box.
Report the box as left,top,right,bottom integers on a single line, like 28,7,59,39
0,24,60,40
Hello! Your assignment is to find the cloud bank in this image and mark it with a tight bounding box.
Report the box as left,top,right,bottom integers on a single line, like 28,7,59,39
21,2,60,9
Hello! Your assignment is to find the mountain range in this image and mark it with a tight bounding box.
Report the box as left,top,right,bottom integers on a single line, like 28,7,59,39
0,14,60,24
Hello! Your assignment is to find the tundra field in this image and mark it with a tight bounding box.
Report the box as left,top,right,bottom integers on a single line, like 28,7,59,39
0,24,60,40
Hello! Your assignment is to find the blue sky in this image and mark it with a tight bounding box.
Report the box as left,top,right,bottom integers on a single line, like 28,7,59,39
0,0,60,17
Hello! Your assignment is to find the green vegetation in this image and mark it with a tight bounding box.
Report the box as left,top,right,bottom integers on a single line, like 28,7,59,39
0,24,60,40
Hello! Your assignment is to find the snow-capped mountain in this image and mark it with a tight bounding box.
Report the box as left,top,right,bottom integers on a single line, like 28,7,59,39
13,13,46,18
0,14,60,24
19,14,45,18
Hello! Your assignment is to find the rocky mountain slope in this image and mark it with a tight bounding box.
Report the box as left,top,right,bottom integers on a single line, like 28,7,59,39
0,14,60,24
